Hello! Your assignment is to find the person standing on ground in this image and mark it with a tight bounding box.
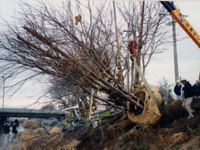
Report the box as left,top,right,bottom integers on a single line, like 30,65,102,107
181,79,195,119
3,120,10,150
10,119,19,143
193,80,200,100
174,80,182,100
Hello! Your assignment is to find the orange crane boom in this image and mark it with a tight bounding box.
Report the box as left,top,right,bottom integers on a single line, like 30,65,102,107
160,1,200,48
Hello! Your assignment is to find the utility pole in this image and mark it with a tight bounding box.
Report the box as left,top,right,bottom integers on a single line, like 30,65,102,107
199,72,200,81
2,76,5,108
124,22,133,92
113,1,124,88
127,22,130,92
171,1,179,83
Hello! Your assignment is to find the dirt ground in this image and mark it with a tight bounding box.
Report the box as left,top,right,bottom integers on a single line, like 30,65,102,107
19,100,200,150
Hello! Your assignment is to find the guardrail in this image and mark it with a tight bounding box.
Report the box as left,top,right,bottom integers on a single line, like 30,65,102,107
0,108,64,114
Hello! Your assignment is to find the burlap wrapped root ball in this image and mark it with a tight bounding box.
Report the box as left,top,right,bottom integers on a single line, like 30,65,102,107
127,84,162,125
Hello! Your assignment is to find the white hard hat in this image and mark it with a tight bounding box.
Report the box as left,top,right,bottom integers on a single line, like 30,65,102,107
176,80,180,82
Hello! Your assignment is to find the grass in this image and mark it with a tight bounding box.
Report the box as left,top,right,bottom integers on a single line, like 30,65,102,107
135,145,149,150
80,116,88,121
99,111,110,116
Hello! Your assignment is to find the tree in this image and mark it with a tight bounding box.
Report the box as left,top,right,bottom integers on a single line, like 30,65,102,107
158,77,174,105
0,1,171,118
41,103,56,110
47,77,91,115
118,1,171,86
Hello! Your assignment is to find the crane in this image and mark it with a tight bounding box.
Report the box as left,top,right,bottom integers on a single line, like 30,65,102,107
160,1,200,48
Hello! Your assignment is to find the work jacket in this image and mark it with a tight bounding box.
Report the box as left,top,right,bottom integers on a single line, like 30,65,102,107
182,82,194,98
11,124,18,134
193,83,200,96
174,84,182,96
3,124,10,134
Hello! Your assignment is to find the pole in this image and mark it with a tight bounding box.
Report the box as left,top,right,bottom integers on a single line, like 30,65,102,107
133,59,159,107
2,76,5,108
113,1,124,88
69,89,74,119
135,1,145,85
131,60,134,91
88,89,94,121
127,22,130,92
171,1,179,83
199,72,200,81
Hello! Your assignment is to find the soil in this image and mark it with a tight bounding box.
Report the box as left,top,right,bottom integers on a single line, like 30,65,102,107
21,99,200,150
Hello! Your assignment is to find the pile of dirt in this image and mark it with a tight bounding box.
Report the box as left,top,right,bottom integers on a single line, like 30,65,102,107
75,100,200,150
159,98,200,127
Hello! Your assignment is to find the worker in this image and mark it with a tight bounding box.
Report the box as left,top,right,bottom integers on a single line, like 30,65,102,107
193,80,200,100
10,119,19,143
174,80,182,100
3,120,10,150
181,79,195,119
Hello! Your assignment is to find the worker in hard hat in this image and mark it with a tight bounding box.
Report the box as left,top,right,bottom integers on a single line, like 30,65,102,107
174,80,182,100
181,79,195,119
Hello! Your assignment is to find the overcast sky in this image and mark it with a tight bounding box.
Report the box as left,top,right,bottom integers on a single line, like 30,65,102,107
0,0,200,108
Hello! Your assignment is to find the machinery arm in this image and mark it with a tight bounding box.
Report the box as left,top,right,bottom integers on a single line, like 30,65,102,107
160,1,200,48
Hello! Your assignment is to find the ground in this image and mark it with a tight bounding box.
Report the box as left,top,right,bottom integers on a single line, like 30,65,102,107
18,99,200,150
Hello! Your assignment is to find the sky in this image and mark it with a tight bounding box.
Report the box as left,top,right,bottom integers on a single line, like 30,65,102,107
0,0,200,108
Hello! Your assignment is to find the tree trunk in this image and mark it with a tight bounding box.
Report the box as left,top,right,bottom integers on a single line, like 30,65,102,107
135,1,145,85
113,1,124,88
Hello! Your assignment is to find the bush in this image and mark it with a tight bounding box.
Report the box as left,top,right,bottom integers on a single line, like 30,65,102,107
23,120,37,129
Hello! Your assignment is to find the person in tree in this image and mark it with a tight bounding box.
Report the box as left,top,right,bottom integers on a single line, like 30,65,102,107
10,119,19,143
181,79,195,119
3,120,10,150
193,80,200,100
174,80,182,100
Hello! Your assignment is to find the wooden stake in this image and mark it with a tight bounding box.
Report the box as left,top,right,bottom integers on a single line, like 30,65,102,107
88,89,94,121
113,1,124,88
135,1,145,85
133,59,159,107
199,72,200,81
69,90,74,119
